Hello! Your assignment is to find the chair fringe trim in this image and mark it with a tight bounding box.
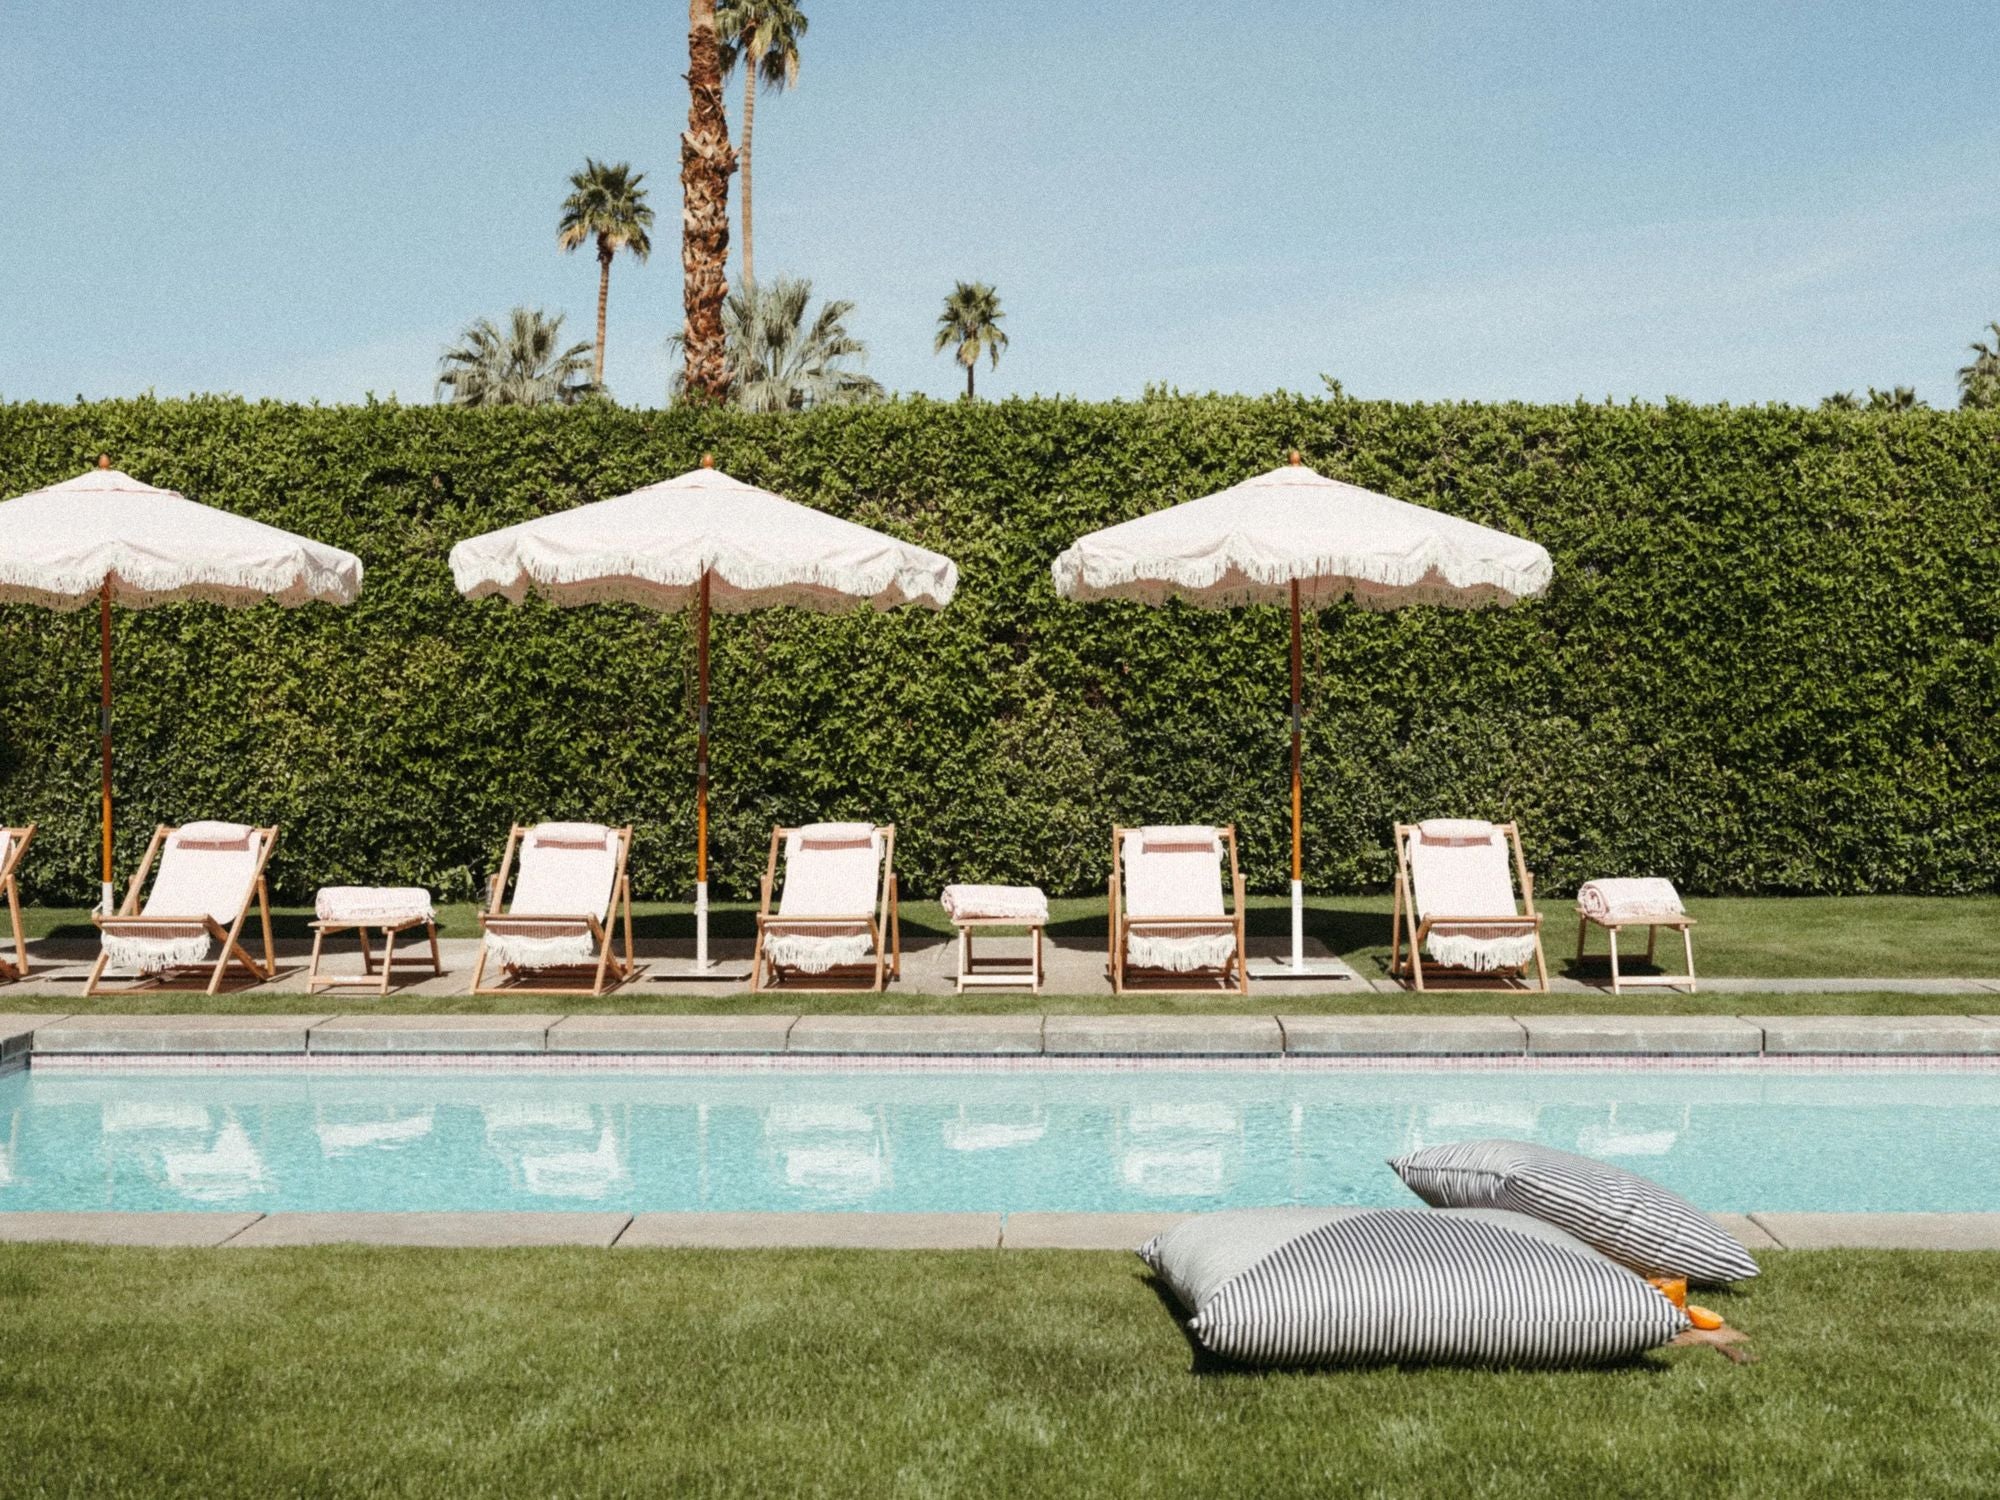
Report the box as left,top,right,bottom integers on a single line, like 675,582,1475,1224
102,931,214,974
483,930,597,971
764,931,876,975
1424,931,1540,972
1127,930,1239,973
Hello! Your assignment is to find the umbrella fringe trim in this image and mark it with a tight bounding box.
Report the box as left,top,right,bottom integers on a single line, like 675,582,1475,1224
450,554,955,611
1049,549,1551,608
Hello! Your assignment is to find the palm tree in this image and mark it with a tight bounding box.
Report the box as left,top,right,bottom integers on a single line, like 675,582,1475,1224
436,308,595,407
1960,322,2000,410
933,281,1008,399
1866,385,1923,411
1819,391,1860,410
669,276,882,410
681,0,737,402
717,0,807,288
557,159,654,389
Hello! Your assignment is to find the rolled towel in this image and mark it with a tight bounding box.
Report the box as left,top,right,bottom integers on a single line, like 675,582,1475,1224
1138,825,1221,854
172,821,256,851
941,884,1049,924
1415,818,1500,846
527,822,614,850
316,886,436,926
1577,878,1685,923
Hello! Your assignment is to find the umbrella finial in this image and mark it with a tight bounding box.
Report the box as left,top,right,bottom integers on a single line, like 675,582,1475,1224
97,454,111,469
1288,449,1302,466
700,452,715,469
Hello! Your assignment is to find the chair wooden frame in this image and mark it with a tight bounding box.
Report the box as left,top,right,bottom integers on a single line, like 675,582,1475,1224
85,824,279,997
0,824,34,983
1389,821,1548,993
1577,910,1697,994
1108,824,1250,995
751,824,900,994
470,824,636,998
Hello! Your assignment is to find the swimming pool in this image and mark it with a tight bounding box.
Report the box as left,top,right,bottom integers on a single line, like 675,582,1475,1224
1,1061,1995,1215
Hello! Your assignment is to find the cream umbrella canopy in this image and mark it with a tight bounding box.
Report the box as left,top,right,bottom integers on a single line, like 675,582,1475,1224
448,459,958,971
1050,455,1552,977
0,458,364,911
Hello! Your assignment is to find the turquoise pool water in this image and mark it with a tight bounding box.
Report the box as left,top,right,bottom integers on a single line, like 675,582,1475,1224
0,1063,1994,1214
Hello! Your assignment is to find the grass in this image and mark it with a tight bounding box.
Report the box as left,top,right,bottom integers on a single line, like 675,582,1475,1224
0,1245,1994,1497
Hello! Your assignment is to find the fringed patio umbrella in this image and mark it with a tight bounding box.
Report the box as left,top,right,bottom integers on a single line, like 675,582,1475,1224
1051,453,1552,978
449,457,957,972
0,457,363,911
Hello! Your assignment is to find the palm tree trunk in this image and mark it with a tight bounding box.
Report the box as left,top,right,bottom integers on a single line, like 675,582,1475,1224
594,239,612,388
682,0,736,402
741,44,758,287
966,358,975,401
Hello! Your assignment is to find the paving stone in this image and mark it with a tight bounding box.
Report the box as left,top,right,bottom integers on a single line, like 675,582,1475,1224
1001,1212,1193,1250
1042,1015,1283,1055
1523,1014,1764,1055
309,1014,559,1052
787,1014,1043,1055
0,1212,263,1246
1710,1212,1783,1253
546,1014,796,1052
0,1012,68,1059
1747,1015,2000,1054
1279,1014,1526,1055
33,1013,331,1053
226,1213,632,1247
616,1212,1001,1249
1748,1213,2000,1250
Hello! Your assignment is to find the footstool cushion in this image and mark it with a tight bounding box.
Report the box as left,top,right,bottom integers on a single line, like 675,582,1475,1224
315,886,435,926
940,884,1048,924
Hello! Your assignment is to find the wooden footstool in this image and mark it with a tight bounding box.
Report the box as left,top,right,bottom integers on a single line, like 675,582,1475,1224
941,884,1048,995
309,886,441,997
1575,879,1696,994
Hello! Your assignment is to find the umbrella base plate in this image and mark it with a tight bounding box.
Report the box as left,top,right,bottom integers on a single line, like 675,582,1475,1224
1247,957,1362,982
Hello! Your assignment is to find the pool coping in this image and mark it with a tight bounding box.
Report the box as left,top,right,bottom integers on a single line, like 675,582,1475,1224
9,1011,2000,1059
1,1210,1997,1251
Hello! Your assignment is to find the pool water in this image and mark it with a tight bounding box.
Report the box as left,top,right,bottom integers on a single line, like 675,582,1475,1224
0,1063,1995,1215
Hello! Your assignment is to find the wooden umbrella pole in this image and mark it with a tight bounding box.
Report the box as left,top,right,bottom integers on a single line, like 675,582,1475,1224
1289,577,1304,970
99,577,114,914
694,567,712,968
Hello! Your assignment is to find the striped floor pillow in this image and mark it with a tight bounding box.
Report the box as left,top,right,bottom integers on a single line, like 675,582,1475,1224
1390,1139,1760,1284
1139,1206,1688,1368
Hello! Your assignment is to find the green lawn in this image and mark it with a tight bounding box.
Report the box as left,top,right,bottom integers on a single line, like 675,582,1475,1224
0,1245,1992,1497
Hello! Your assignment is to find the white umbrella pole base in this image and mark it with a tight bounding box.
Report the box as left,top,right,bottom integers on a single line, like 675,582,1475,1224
99,880,115,916
1248,882,1359,981
657,884,751,980
1247,957,1359,981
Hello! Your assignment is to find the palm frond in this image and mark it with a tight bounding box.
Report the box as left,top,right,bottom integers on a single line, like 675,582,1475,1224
437,308,596,407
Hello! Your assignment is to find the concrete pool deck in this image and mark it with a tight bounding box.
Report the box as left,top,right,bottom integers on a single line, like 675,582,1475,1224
11,932,2000,998
7,1010,2000,1057
0,1209,1996,1251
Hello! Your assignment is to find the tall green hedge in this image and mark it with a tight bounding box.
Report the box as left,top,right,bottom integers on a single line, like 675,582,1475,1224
2,394,1996,905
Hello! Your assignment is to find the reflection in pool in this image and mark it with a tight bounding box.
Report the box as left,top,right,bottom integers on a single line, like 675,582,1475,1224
0,1063,1994,1214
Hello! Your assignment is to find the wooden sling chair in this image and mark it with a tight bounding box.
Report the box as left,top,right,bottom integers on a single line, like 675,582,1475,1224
86,822,279,996
470,823,636,998
751,823,900,993
0,824,35,983
1109,825,1250,995
1389,819,1549,992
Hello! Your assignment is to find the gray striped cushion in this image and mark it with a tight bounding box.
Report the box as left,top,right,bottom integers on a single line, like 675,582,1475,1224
1390,1139,1760,1284
1140,1207,1688,1368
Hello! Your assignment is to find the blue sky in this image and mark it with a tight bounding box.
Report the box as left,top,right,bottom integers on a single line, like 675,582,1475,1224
3,0,1997,407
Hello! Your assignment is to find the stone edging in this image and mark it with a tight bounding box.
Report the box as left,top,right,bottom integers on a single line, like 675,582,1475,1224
2,1209,1999,1251
7,1011,2000,1058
